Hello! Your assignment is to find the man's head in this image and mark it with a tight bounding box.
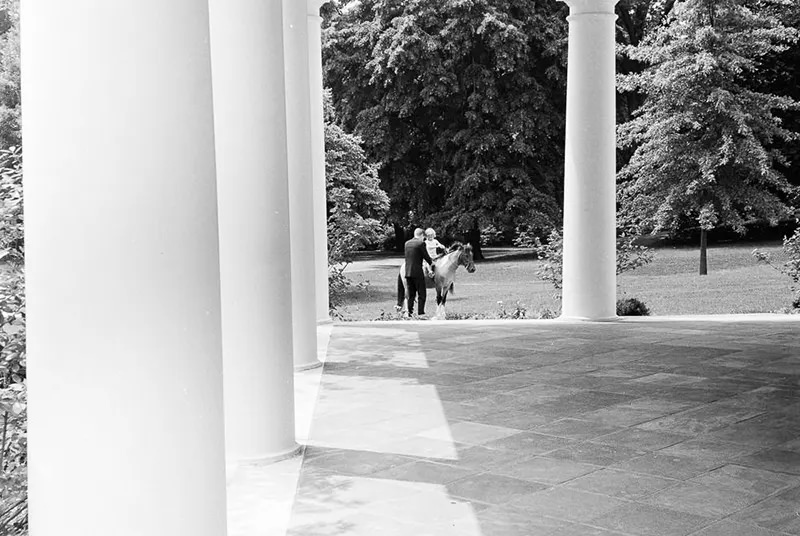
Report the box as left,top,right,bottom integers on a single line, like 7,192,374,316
413,228,425,239
425,228,436,240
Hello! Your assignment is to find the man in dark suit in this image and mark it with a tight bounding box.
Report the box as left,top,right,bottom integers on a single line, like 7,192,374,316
404,227,434,318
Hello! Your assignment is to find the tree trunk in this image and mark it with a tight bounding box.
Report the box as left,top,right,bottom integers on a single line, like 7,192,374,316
699,228,708,275
393,222,406,252
464,228,484,260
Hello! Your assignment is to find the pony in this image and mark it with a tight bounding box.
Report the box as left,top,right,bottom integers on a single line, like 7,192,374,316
397,242,476,320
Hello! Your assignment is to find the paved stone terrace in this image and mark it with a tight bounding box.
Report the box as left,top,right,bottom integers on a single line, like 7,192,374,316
231,317,800,536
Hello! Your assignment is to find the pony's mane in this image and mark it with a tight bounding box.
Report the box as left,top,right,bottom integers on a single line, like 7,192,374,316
447,241,472,253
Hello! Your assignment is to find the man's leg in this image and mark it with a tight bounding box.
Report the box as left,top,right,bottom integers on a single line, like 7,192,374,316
416,277,427,315
405,277,417,316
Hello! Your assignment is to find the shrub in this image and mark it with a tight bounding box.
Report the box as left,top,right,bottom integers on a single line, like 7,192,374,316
0,270,25,535
521,224,654,295
616,297,650,316
324,90,389,312
369,301,557,321
753,222,800,309
496,300,528,319
0,145,24,534
0,146,22,266
527,228,563,293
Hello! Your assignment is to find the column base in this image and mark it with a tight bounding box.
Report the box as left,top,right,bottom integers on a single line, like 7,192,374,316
295,360,323,372
226,443,303,484
231,443,303,467
557,314,619,322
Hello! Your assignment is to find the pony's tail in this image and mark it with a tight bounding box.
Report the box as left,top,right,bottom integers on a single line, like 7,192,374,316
397,274,405,307
449,282,455,295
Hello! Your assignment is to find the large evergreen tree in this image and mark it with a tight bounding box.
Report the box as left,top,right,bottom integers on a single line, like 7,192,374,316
323,0,568,256
617,0,799,274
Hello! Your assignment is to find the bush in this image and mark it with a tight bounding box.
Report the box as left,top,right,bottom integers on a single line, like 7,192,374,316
496,300,528,319
0,146,22,265
527,229,563,293
616,297,650,316
753,222,800,309
522,225,654,296
0,269,26,535
370,300,558,321
324,90,389,313
0,145,24,535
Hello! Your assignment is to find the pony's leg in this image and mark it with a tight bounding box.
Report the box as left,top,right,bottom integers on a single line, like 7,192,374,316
438,290,449,320
434,288,445,320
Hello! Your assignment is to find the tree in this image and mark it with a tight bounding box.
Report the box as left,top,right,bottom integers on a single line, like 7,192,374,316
753,1,800,187
615,0,682,125
324,91,390,309
617,0,800,274
323,0,568,258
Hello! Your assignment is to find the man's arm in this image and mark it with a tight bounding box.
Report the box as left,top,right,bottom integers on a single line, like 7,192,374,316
421,242,433,265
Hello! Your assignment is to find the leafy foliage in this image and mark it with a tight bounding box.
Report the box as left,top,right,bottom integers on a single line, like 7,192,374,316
616,297,651,316
524,227,564,292
0,146,22,265
0,3,22,524
495,300,528,319
0,148,24,535
323,0,567,238
518,226,654,294
0,267,25,535
753,221,800,308
0,2,18,150
325,91,390,309
372,299,557,320
617,0,800,247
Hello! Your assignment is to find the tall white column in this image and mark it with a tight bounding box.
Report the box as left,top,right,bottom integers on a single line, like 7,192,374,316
308,0,331,324
284,0,322,368
560,0,618,320
22,2,227,534
208,0,299,461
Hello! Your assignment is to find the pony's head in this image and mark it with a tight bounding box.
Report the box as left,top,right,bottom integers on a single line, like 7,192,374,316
449,242,476,273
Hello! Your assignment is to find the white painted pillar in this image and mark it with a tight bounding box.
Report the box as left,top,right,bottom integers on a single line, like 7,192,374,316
560,0,618,320
284,0,322,368
208,0,299,461
308,0,331,324
22,2,227,534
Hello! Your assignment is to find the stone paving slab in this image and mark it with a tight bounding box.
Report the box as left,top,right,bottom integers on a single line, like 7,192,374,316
235,317,800,536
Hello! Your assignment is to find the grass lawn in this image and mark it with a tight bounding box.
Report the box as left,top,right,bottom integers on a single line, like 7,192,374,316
334,240,795,320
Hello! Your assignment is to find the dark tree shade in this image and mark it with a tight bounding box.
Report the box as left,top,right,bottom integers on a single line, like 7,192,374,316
323,0,568,245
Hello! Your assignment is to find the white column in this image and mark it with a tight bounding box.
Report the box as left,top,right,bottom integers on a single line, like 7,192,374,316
308,0,331,324
284,0,322,368
208,0,299,461
560,0,618,320
22,2,227,535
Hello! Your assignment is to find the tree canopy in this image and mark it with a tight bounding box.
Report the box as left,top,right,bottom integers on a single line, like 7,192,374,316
617,0,800,271
323,0,569,250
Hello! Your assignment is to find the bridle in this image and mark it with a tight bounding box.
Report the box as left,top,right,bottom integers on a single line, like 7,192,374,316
458,246,476,272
